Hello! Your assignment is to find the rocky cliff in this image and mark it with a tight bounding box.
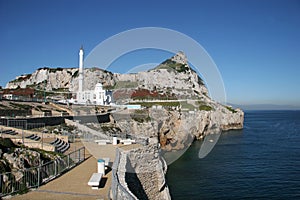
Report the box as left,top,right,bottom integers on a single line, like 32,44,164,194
5,67,116,92
5,52,207,98
5,52,244,149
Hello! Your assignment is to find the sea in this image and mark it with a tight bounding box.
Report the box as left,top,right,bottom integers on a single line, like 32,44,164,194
166,110,300,199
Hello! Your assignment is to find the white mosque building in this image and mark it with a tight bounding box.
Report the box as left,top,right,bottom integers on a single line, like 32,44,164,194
74,46,112,105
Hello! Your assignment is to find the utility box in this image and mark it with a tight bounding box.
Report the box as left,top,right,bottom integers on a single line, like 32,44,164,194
97,159,105,175
113,136,117,145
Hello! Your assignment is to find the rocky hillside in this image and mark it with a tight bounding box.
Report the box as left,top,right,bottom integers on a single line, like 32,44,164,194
0,138,59,174
5,67,116,92
5,52,207,100
5,52,244,150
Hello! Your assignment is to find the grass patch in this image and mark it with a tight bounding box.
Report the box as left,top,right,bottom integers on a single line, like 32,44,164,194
0,137,18,150
199,105,213,111
225,106,237,113
128,101,180,108
130,109,151,123
114,81,138,89
155,59,189,73
197,101,213,111
180,101,196,110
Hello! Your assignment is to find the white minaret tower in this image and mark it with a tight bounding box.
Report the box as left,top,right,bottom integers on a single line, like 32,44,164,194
78,46,84,93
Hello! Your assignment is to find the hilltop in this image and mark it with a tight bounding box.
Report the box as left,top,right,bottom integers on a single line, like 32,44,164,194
5,52,208,101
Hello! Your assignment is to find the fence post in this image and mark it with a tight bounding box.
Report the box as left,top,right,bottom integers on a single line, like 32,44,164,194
37,167,40,188
67,154,70,168
22,170,26,191
0,174,2,196
54,160,57,176
78,148,81,162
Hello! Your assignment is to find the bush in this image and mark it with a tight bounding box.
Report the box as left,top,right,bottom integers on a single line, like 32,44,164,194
225,106,237,113
199,105,213,111
0,138,18,149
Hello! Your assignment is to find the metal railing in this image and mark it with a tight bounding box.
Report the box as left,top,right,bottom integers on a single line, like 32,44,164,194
0,147,85,197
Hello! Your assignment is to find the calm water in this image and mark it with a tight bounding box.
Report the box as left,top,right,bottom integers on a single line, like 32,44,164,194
167,110,300,199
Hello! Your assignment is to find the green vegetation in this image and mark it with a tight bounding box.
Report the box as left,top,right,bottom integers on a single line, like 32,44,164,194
49,67,64,73
30,148,61,163
0,104,9,109
103,84,115,90
130,109,151,123
101,125,121,132
89,67,100,72
10,74,32,83
34,67,65,73
180,101,196,110
9,102,33,110
156,59,189,73
225,106,237,113
128,100,213,111
199,105,213,111
197,77,204,86
37,67,50,70
128,101,180,108
0,138,18,152
115,81,138,89
72,70,79,78
197,101,213,111
52,88,70,92
0,159,11,173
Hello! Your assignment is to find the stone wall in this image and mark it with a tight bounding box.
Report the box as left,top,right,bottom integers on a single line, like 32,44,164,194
111,144,171,200
13,138,55,151
65,119,110,139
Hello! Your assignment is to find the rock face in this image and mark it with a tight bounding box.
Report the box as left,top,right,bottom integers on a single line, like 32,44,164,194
5,52,244,200
6,68,78,90
5,67,116,92
6,51,244,150
5,52,207,98
113,104,244,152
112,144,170,200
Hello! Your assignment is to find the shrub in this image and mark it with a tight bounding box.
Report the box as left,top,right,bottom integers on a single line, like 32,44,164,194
225,106,237,113
199,105,213,111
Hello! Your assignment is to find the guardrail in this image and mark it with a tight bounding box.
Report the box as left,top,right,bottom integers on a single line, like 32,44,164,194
0,147,85,197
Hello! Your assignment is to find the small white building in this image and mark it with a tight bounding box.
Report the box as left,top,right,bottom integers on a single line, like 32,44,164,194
76,83,112,105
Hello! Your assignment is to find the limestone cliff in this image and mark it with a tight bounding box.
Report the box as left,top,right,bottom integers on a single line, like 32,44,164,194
110,52,244,152
5,52,244,150
5,52,207,99
5,67,116,92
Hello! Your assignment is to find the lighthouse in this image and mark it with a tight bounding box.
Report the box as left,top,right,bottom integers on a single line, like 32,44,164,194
78,46,84,93
74,46,112,105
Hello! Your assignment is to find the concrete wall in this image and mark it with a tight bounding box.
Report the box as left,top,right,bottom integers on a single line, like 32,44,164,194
12,138,55,151
0,113,110,128
65,119,110,139
111,144,171,200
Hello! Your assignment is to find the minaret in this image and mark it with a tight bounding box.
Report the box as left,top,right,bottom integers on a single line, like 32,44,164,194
78,46,84,93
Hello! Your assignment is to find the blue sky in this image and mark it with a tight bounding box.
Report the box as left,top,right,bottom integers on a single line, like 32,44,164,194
0,0,299,107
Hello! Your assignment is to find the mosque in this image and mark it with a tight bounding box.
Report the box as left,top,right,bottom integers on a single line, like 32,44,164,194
74,46,112,105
